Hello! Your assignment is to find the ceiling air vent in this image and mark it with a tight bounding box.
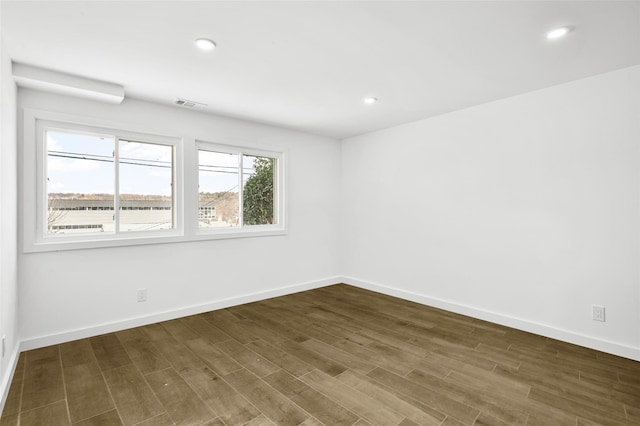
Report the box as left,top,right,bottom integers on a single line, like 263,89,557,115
174,98,207,108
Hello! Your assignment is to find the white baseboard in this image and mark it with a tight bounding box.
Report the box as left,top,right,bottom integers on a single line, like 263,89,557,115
13,274,640,374
20,276,341,352
341,276,640,362
0,345,21,417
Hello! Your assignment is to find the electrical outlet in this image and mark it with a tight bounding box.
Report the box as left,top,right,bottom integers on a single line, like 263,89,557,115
592,305,605,322
137,288,147,302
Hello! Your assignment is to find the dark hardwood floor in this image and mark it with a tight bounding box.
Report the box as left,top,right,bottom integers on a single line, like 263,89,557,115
1,284,639,425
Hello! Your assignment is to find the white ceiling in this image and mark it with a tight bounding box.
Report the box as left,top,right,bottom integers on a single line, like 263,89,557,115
2,1,639,139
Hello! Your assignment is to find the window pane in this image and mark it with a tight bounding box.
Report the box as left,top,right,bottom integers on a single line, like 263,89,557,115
198,150,239,228
242,155,276,225
46,130,115,234
119,140,173,232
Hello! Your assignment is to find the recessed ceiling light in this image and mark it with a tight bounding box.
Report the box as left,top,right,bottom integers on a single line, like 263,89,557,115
363,97,378,104
195,38,216,51
546,26,574,40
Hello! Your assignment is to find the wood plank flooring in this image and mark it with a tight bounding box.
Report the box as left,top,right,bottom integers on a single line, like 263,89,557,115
1,284,639,425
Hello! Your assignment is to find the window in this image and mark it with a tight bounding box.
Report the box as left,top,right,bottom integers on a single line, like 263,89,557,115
198,150,240,228
25,114,181,251
197,142,283,233
23,110,285,252
117,140,173,232
46,129,116,234
45,127,175,236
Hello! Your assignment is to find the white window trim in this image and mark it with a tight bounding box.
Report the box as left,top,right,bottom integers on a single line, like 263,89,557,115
23,109,184,252
195,140,286,238
22,109,287,253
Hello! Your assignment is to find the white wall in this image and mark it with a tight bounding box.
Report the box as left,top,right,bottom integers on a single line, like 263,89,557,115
341,65,640,360
10,64,640,363
0,23,19,405
18,89,341,347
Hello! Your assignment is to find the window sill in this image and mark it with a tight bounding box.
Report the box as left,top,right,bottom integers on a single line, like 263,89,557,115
24,227,288,253
194,226,288,241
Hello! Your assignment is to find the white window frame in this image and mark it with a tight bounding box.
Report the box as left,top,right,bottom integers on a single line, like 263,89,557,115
22,109,288,253
23,109,184,252
195,140,286,239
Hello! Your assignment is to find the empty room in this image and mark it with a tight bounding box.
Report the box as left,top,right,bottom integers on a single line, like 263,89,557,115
0,1,639,425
